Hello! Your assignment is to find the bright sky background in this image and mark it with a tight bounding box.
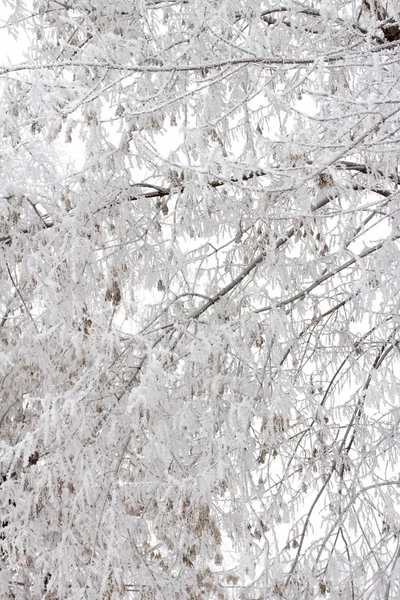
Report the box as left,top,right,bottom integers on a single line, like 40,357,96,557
0,8,30,65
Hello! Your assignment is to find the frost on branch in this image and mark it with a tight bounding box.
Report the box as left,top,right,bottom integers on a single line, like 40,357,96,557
1,1,400,599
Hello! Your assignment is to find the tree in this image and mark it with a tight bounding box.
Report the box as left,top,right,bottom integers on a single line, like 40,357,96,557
1,0,400,598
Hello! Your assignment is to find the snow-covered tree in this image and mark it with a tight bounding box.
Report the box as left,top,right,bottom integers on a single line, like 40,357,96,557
1,1,400,598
